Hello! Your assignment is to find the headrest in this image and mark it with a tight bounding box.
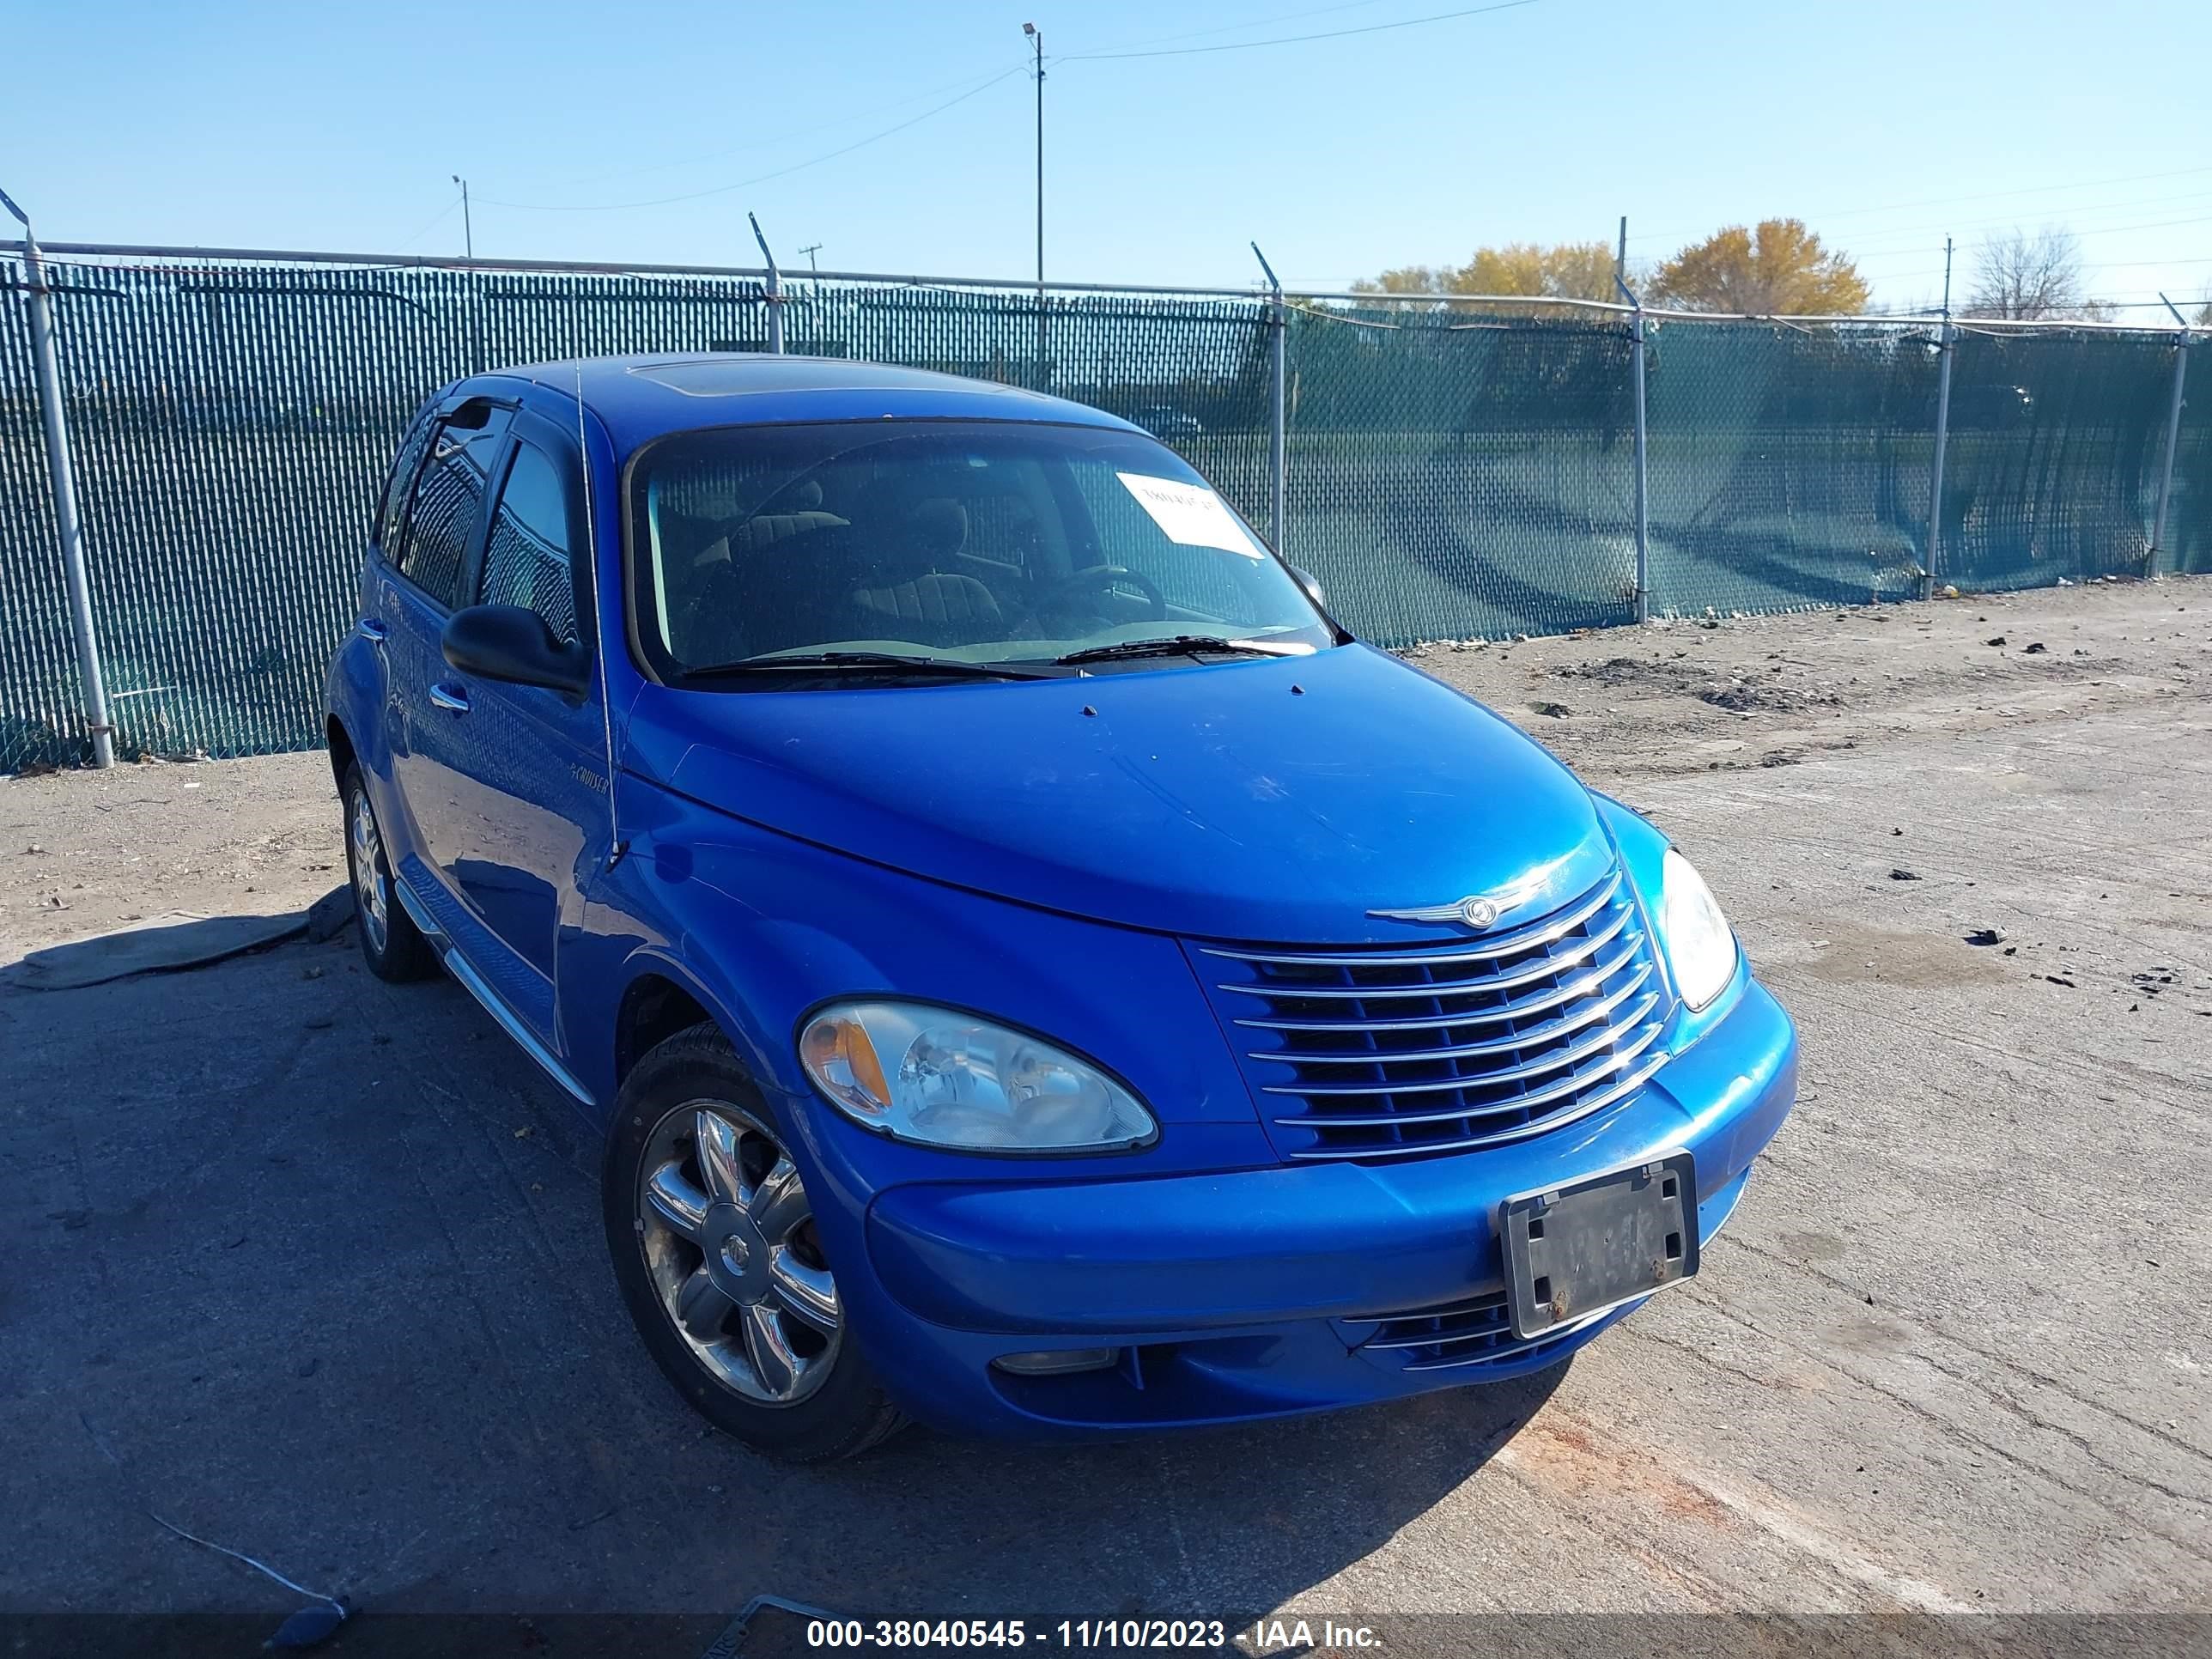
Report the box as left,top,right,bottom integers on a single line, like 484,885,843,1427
908,499,969,562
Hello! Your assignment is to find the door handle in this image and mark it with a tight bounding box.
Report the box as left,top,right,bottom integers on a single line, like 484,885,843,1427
356,617,387,643
428,683,471,713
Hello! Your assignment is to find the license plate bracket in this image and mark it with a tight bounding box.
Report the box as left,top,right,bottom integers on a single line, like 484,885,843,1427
1500,1152,1699,1340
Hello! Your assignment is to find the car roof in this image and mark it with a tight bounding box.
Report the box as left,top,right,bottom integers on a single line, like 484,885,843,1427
471,354,1142,457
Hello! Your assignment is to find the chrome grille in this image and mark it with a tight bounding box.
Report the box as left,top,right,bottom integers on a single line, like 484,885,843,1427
1195,866,1670,1164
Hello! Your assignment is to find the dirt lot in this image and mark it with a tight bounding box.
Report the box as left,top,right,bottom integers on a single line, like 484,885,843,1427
3,578,2209,1652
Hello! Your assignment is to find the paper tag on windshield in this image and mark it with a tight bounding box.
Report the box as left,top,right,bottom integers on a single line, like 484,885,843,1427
1115,472,1265,559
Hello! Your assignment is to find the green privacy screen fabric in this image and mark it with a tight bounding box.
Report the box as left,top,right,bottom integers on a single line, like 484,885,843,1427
0,254,2191,770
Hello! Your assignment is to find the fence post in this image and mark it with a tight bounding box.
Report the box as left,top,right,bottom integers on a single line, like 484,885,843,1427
2150,295,2191,575
1613,266,1650,623
1251,242,1287,551
3,191,115,769
1922,238,1955,600
749,213,785,355
1924,320,1954,600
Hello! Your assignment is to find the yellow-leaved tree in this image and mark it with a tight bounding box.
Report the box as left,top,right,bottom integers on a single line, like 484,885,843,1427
1457,241,1620,302
1354,242,1623,312
1649,219,1869,314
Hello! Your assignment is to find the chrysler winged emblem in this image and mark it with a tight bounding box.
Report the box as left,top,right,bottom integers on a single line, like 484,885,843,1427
1369,894,1503,931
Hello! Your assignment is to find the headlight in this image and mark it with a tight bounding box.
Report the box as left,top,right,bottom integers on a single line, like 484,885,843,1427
799,1001,1158,1154
1657,848,1738,1012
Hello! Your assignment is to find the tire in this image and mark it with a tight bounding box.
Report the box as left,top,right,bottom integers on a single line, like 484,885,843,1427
342,763,436,982
604,1024,906,1462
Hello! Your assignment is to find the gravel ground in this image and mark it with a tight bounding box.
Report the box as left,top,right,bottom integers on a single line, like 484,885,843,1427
3,577,2208,1651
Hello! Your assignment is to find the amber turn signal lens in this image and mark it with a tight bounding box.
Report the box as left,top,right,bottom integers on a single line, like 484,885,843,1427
800,1014,890,1114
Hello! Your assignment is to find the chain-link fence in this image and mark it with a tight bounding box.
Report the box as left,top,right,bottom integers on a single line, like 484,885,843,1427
1284,304,1639,643
1,246,2202,773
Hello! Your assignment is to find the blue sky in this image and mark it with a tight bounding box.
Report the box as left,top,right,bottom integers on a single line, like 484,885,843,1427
10,1,2207,313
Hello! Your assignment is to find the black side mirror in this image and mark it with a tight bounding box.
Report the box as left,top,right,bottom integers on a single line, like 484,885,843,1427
1291,564,1327,609
442,605,589,696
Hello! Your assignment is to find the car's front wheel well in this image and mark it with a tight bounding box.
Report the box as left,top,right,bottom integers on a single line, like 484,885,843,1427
616,973,716,1085
325,716,356,799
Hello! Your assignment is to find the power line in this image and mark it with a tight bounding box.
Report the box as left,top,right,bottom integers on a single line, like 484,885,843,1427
1065,0,1539,62
1842,190,2212,258
2081,253,2212,270
532,59,1031,193
1625,163,2212,246
392,197,459,252
1850,208,2212,264
1070,0,1397,58
480,67,1026,213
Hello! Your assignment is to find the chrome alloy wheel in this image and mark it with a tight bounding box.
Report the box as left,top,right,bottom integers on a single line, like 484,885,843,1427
349,788,389,953
635,1102,842,1405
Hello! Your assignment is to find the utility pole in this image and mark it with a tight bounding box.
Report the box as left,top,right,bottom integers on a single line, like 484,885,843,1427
799,243,823,278
1023,21,1045,386
451,174,473,260
1,184,115,767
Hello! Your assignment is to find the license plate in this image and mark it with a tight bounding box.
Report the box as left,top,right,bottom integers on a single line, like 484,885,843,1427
1500,1152,1699,1339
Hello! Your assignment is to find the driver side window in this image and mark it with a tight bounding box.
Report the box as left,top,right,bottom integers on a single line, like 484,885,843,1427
480,440,579,645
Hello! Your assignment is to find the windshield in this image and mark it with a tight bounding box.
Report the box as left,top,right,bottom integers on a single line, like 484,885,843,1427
626,421,1334,682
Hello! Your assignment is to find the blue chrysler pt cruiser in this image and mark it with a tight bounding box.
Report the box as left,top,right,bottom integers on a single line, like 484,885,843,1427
325,356,1796,1461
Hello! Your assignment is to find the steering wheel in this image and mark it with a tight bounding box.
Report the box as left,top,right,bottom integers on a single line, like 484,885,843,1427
1022,565,1167,629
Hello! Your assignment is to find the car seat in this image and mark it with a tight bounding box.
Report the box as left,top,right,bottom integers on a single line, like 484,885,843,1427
845,498,1002,647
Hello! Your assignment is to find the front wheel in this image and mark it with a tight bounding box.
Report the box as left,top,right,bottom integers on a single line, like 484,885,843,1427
342,763,435,982
603,1024,906,1462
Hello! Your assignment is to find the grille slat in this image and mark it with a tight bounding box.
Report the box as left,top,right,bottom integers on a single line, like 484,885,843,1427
1208,904,1636,1002
1283,1053,1663,1158
1231,937,1645,1033
1200,869,1624,969
1193,862,1670,1164
1249,963,1654,1065
1265,1012,1663,1119
1261,993,1662,1097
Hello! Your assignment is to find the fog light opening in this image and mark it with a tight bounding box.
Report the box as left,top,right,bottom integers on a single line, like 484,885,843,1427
991,1347,1119,1377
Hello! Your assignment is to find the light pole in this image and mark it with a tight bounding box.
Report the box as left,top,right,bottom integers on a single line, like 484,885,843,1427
1023,21,1045,385
451,174,473,260
452,174,481,369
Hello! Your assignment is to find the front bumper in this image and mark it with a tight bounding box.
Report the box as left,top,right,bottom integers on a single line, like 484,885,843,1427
818,978,1796,1440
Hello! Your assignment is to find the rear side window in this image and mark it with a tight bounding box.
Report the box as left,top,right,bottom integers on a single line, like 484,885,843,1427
392,407,510,608
479,440,579,644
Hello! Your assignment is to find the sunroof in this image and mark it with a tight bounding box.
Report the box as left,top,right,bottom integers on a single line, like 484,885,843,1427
626,357,1018,400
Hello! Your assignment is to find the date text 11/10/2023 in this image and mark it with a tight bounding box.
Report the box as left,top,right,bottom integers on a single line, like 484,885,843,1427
801,1618,1384,1650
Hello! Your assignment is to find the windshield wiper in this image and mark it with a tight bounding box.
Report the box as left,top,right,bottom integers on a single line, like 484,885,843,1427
1051,635,1292,666
683,650,1061,683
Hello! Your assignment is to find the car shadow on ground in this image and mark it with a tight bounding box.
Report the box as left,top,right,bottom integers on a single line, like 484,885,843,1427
1,910,310,990
4,932,1565,1629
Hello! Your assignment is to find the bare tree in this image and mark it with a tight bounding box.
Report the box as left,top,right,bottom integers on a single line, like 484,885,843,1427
1966,228,2087,319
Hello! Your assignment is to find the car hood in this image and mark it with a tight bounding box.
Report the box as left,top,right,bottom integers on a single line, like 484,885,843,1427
624,643,1613,945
